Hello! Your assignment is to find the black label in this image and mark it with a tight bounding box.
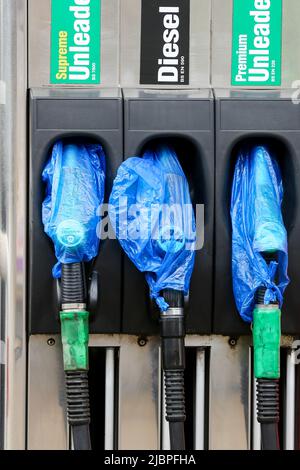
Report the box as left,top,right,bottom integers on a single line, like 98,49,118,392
140,0,190,85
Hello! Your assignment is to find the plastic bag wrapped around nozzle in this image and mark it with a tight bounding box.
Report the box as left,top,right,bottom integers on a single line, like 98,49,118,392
109,144,196,311
42,140,106,278
231,146,289,322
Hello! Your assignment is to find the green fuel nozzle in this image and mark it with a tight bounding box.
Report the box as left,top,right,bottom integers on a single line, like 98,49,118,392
253,251,281,450
253,305,281,380
231,147,289,450
253,251,281,380
42,141,106,450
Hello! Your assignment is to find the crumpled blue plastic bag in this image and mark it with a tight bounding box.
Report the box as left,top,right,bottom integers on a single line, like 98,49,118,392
109,144,196,311
42,140,106,278
231,146,289,322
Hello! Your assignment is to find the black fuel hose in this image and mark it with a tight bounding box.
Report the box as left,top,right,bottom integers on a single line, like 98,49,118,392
160,289,186,450
61,262,91,451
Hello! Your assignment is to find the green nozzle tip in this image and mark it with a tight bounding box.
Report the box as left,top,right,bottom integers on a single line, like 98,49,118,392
253,306,281,379
60,310,89,371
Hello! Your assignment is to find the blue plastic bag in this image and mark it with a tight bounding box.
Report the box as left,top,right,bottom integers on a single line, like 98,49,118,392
42,140,106,278
109,144,196,311
231,146,289,322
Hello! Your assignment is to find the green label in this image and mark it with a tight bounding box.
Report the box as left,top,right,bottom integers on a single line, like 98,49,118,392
231,0,282,86
50,0,101,84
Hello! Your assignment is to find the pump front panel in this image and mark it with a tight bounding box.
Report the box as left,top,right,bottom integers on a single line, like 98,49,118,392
2,0,300,453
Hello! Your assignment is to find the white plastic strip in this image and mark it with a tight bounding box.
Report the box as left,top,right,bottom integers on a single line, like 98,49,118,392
194,348,205,450
105,348,115,450
285,349,295,450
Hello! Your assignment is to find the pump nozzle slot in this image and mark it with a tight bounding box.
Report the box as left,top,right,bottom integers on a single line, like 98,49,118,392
30,90,123,336
231,146,289,322
214,92,299,336
121,90,215,336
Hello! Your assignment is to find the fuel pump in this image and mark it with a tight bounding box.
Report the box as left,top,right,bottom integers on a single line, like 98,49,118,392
42,141,106,450
231,146,289,450
109,144,196,450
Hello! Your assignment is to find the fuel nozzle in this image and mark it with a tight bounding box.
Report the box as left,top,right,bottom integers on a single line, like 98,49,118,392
253,251,281,450
160,289,186,450
60,262,91,450
42,140,106,450
231,146,289,450
109,144,195,451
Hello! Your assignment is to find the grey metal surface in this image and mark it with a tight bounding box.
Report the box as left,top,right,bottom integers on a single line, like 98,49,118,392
209,336,251,450
285,349,295,450
0,0,27,450
28,0,120,87
118,336,160,450
27,334,295,450
27,335,68,450
105,348,115,450
120,0,211,88
211,0,300,88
